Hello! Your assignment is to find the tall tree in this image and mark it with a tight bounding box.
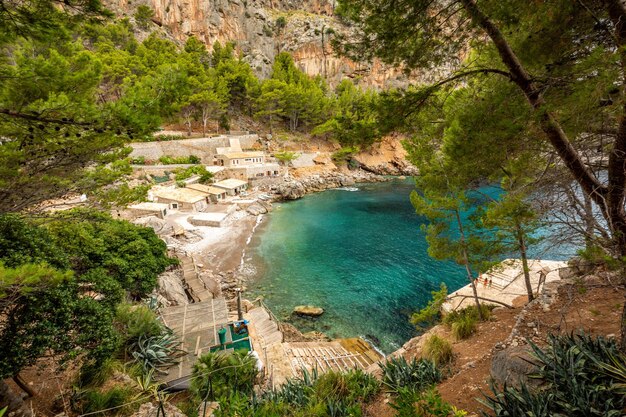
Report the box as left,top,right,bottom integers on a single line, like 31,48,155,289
335,0,626,259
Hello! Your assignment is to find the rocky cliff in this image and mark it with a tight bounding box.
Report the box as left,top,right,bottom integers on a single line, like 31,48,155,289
104,0,454,87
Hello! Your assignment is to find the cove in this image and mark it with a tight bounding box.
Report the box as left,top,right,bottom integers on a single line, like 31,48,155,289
245,179,571,353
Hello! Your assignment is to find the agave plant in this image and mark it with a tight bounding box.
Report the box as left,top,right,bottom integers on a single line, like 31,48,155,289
379,356,442,394
129,328,186,375
482,333,626,417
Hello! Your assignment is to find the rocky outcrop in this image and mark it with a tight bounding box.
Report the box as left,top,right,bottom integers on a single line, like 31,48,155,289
272,170,386,200
157,269,189,306
490,346,540,388
103,0,457,87
293,305,324,317
246,200,272,215
353,136,418,176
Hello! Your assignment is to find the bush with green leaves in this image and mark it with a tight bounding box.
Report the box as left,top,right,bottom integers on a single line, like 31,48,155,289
255,368,379,417
482,333,626,417
115,303,163,342
410,283,448,329
72,386,138,416
443,304,492,340
192,350,258,402
390,388,467,417
380,356,442,394
158,155,201,165
174,165,214,184
422,334,454,366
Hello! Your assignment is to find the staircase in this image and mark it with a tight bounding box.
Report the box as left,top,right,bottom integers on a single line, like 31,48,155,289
246,306,283,347
179,253,212,301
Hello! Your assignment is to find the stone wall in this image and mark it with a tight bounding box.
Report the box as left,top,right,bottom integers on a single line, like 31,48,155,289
129,134,260,162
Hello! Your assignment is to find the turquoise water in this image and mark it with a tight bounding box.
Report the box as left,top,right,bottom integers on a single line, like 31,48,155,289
245,179,572,353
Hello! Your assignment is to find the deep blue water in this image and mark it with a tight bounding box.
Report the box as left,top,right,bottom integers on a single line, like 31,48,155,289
245,179,572,353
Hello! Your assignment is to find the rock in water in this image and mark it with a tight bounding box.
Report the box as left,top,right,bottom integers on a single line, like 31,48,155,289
293,305,324,317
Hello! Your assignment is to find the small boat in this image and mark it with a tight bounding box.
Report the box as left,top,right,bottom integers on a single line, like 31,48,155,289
335,187,359,192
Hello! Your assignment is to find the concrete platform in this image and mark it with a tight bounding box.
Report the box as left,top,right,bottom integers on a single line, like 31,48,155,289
188,212,230,227
443,259,567,311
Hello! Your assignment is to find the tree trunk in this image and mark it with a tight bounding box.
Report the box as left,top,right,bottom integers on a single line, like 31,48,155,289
12,374,35,398
604,0,626,259
515,223,534,302
455,210,484,319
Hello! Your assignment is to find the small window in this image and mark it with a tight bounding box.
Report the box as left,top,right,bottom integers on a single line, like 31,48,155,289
172,203,178,209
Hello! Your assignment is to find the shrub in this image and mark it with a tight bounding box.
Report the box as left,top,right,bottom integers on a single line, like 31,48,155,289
158,155,201,164
422,335,454,366
259,368,379,416
451,315,477,340
191,350,258,402
331,146,359,162
411,283,448,329
73,386,137,416
380,356,442,394
174,165,213,183
391,388,467,417
482,333,626,417
443,304,492,340
442,304,492,327
314,369,380,404
115,303,162,343
134,5,154,30
76,358,121,388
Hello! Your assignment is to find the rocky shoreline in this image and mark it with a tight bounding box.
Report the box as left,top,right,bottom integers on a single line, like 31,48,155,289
268,170,391,201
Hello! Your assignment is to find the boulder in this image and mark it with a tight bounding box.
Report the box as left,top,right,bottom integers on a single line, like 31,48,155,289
491,346,541,387
246,203,268,215
277,182,306,200
293,305,324,317
157,270,188,306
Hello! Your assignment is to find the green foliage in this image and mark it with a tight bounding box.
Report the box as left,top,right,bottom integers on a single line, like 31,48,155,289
275,16,287,29
256,368,379,417
115,303,163,342
192,350,258,402
442,305,491,341
450,315,477,341
0,211,173,378
443,304,492,327
174,165,214,183
78,361,117,389
313,79,383,147
73,386,138,416
129,329,185,375
390,388,467,417
158,155,201,164
0,262,119,379
410,283,447,329
331,146,359,163
380,356,442,395
45,209,176,297
482,333,626,417
422,335,454,367
133,5,154,30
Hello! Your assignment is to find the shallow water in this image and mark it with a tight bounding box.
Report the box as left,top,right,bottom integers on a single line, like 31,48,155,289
245,179,572,353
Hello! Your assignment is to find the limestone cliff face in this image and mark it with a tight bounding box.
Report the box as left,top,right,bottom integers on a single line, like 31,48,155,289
105,0,453,87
